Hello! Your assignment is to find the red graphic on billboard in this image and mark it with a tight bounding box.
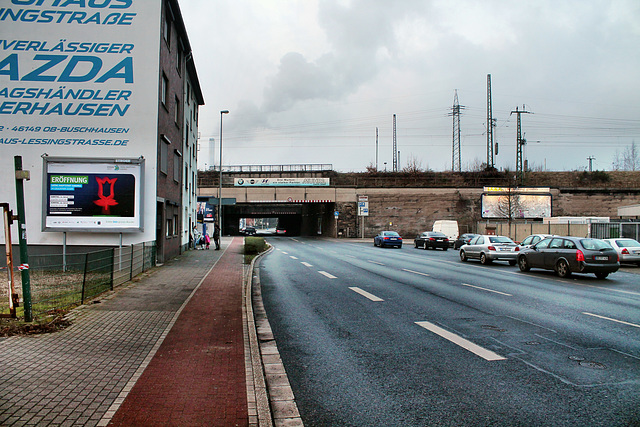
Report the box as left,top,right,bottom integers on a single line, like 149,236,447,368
94,177,119,214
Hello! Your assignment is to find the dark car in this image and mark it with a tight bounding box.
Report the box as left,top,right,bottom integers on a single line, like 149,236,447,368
242,226,256,235
453,233,478,249
517,236,619,279
374,231,402,248
414,231,449,250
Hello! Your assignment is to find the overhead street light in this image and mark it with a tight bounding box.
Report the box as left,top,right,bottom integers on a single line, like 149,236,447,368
219,110,229,235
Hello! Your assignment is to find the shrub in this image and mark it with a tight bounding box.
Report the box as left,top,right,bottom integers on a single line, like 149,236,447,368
244,236,267,255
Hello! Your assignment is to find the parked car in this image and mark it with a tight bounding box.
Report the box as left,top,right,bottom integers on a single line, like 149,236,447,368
453,233,478,249
432,220,459,245
603,238,640,265
414,231,449,250
374,231,403,248
459,235,519,265
517,236,619,279
517,234,555,249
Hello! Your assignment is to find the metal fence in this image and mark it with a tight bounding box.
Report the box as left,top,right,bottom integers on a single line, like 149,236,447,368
590,222,640,240
1,242,156,319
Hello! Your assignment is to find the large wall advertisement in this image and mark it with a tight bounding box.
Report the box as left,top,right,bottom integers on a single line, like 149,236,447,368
0,1,161,245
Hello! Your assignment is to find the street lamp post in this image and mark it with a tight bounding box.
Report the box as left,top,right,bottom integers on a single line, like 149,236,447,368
219,110,229,234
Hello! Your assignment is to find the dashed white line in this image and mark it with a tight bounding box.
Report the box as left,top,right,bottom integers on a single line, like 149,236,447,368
349,287,384,301
402,268,430,277
461,283,513,296
281,251,289,255
290,256,298,260
415,321,507,361
583,312,640,329
301,262,313,267
318,271,337,279
368,260,385,265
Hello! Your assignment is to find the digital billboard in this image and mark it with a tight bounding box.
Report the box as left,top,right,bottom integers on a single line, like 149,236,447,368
43,157,143,232
481,188,552,219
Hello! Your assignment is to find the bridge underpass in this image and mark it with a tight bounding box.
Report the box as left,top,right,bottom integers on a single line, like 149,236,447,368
222,202,335,236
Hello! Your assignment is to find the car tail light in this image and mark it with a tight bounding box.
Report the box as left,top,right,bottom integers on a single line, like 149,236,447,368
384,237,389,240
488,246,496,251
429,237,435,241
622,248,630,254
444,238,449,242
576,249,585,262
514,246,519,251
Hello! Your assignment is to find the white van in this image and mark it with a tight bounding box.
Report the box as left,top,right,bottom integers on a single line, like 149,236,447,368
432,220,459,246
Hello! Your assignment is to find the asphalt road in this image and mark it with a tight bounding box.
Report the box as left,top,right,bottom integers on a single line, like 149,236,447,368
258,237,640,427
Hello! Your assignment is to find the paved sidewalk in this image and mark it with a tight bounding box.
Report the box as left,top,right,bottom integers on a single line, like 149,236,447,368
0,236,267,426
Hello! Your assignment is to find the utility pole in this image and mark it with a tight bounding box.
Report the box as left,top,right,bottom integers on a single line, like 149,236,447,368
486,74,496,169
392,114,397,172
587,156,595,172
375,127,379,171
14,156,32,322
449,90,464,172
511,105,531,185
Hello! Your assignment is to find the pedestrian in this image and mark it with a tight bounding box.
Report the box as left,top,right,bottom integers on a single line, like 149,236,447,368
213,223,220,250
204,233,210,250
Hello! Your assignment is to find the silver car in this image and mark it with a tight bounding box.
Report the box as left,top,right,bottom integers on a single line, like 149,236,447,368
517,234,556,250
603,238,640,265
459,234,520,265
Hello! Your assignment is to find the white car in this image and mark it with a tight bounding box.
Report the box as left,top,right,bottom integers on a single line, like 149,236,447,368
603,238,640,265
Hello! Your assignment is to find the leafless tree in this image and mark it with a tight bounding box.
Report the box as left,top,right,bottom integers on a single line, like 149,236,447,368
402,155,424,174
612,141,639,171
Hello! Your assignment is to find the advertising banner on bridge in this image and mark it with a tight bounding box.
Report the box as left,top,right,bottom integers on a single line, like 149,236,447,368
234,178,330,187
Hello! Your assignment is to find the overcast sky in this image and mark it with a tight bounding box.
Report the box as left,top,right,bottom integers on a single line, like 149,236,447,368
179,0,640,173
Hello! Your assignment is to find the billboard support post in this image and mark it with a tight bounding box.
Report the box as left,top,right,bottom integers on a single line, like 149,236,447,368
63,232,67,272
14,156,32,322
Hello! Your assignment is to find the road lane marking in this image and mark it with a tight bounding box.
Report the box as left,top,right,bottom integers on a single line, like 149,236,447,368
290,256,298,260
461,283,513,296
415,321,507,361
576,283,640,296
349,287,384,302
281,251,288,254
301,262,313,267
368,260,385,265
402,268,430,277
583,312,640,329
318,271,337,279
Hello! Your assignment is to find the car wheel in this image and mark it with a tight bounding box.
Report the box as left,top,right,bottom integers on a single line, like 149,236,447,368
480,253,491,265
414,241,418,248
460,250,467,262
509,260,516,266
443,247,448,251
595,272,609,279
398,244,402,249
556,259,571,278
423,242,428,250
518,256,530,272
